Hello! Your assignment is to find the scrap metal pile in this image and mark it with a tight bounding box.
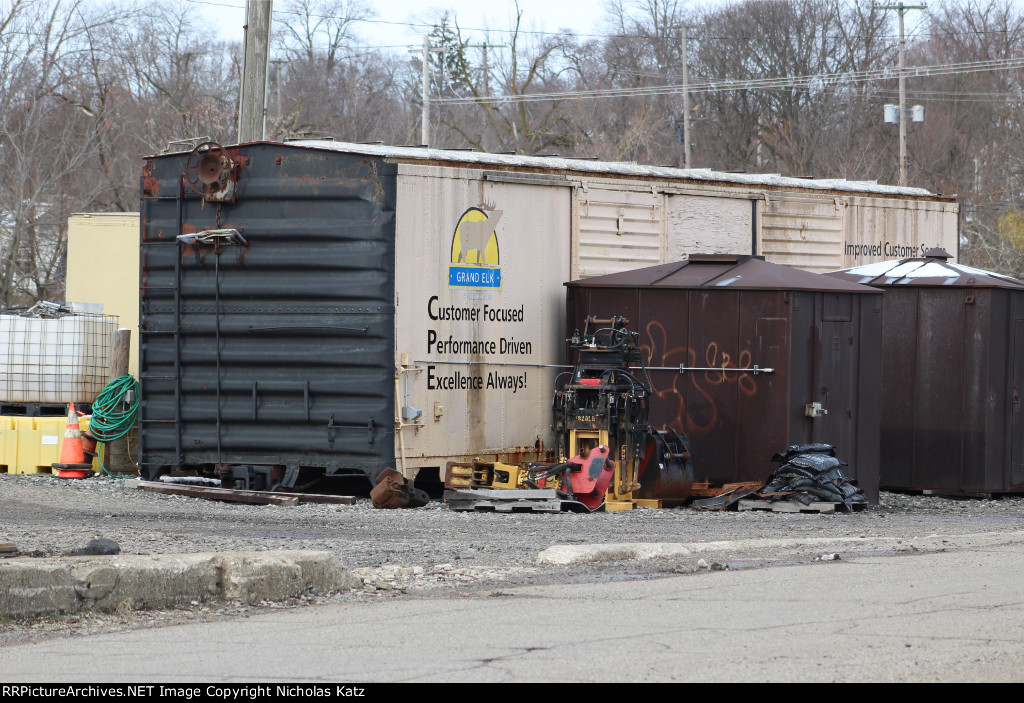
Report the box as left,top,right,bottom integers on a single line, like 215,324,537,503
694,444,866,512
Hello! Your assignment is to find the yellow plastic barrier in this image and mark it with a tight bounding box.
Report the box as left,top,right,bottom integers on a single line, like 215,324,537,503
0,416,14,473
5,415,99,475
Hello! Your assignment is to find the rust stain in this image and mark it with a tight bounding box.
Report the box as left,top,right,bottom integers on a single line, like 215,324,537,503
142,163,160,197
235,242,250,265
492,442,552,466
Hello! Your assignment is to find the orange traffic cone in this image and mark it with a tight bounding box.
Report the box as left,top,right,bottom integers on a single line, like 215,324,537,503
52,402,94,479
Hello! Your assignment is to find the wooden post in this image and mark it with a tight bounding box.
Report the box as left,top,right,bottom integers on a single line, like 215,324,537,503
108,328,130,380
103,328,134,474
237,0,273,143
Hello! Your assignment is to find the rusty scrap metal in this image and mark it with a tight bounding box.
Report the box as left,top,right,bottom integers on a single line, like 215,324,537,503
138,482,299,506
690,482,762,510
137,481,356,506
370,468,430,509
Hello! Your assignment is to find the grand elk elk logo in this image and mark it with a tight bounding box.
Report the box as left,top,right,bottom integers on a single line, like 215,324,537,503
448,207,502,289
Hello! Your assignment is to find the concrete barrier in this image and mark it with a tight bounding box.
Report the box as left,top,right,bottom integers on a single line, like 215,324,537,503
0,551,359,618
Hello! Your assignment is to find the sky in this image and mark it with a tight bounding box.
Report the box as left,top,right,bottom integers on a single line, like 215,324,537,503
189,0,609,50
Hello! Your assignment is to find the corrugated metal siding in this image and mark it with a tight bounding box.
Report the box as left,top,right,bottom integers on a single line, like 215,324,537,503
842,197,958,268
760,196,845,273
1012,314,1024,487
139,145,396,480
575,186,664,278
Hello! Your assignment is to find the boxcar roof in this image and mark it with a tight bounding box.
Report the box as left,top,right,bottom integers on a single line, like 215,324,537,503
273,140,945,200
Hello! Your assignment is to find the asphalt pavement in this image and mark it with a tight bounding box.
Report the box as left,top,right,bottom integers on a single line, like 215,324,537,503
3,536,1023,682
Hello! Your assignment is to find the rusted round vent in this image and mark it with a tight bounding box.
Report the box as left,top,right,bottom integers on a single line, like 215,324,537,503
185,142,233,197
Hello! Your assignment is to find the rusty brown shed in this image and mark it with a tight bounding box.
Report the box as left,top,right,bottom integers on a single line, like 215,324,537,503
827,250,1024,495
565,254,883,503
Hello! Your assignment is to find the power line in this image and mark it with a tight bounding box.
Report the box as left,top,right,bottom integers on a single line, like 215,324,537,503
433,56,1024,106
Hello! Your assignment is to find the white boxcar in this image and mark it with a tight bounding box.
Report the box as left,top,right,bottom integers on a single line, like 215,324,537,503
353,145,957,479
134,141,957,484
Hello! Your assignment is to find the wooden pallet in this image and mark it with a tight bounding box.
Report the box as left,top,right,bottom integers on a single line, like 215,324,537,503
739,499,838,514
738,499,867,514
445,488,588,513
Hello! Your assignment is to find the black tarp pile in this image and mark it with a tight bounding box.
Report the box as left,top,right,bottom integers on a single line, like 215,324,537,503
692,444,867,512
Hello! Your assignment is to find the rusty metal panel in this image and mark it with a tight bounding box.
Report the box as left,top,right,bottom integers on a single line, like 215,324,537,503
877,289,918,489
575,185,664,278
760,195,844,273
913,288,975,491
566,260,881,501
734,293,792,482
665,194,753,260
829,258,1024,494
636,288,691,446
961,289,993,491
393,164,571,475
811,294,870,496
1011,316,1024,487
139,144,396,482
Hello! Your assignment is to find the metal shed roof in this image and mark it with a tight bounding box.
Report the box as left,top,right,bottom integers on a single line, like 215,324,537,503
828,249,1024,289
281,139,940,199
564,255,882,293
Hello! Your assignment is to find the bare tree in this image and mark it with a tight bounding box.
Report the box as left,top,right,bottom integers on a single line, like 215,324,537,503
913,1,1024,277
426,8,581,155
0,0,116,305
692,0,894,177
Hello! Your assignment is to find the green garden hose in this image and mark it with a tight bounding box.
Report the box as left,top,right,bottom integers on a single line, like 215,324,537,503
88,375,140,478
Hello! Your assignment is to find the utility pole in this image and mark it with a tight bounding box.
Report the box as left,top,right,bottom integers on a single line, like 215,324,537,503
238,0,273,143
466,42,503,152
681,25,691,169
422,37,431,146
879,2,926,186
270,59,285,121
418,37,447,146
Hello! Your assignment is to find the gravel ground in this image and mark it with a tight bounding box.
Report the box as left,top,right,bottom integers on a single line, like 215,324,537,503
3,472,1024,644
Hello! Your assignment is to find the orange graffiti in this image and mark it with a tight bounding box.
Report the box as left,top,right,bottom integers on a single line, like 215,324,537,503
642,321,760,436
704,342,758,396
